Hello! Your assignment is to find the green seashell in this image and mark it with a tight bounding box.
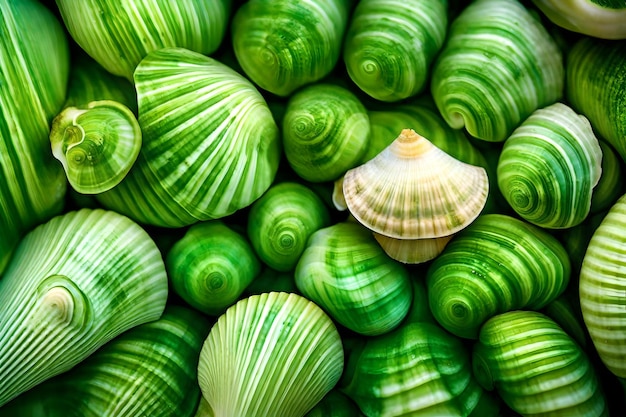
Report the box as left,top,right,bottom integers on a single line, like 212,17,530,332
56,0,232,81
473,310,608,416
567,37,626,162
342,0,447,102
50,100,142,195
0,305,209,417
0,208,168,406
97,47,281,227
231,0,350,97
197,292,344,417
426,213,571,339
166,220,261,316
295,221,412,336
340,321,501,416
247,182,331,271
497,102,603,229
431,0,564,142
282,83,370,182
580,193,626,379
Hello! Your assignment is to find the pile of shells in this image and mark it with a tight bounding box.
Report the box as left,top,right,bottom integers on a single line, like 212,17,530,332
341,128,489,263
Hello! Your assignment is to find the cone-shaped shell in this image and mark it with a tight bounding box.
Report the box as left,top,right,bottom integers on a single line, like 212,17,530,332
343,129,489,239
197,292,344,417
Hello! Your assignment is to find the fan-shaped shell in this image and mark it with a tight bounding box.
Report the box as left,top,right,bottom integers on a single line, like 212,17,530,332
343,129,489,239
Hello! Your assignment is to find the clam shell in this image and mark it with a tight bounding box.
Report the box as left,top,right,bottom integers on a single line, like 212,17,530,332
343,129,489,239
197,292,344,417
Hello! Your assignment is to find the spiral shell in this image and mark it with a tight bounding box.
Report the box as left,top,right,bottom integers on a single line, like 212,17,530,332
166,220,261,316
473,310,608,416
497,102,603,229
567,36,626,162
431,0,564,142
426,213,571,339
295,222,412,336
197,292,344,417
343,129,489,240
247,182,331,272
580,193,626,379
342,0,447,102
340,322,501,416
282,83,370,182
231,0,349,96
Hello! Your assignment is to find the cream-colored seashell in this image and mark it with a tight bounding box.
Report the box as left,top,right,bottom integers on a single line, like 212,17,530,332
343,129,489,239
373,232,453,264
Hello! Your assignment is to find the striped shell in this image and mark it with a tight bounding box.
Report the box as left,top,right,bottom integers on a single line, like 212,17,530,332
197,292,344,417
343,129,489,239
497,102,603,229
430,0,564,142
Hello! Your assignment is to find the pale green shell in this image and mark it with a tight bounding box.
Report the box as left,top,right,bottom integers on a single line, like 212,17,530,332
295,221,412,336
282,83,370,183
97,47,281,227
0,209,168,406
580,193,626,379
56,0,232,81
426,213,571,339
166,221,261,316
340,322,501,416
342,0,448,102
231,0,350,96
431,0,564,142
473,310,608,416
567,37,626,162
497,102,603,229
50,100,142,194
247,182,331,271
197,292,344,417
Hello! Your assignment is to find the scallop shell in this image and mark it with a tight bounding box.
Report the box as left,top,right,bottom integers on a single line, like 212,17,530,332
373,232,453,264
343,129,489,239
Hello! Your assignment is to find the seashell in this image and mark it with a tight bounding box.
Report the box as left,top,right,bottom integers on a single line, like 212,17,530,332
231,0,350,97
473,310,608,416
426,213,571,339
373,232,453,264
567,37,626,162
197,292,344,417
342,128,489,240
497,102,603,229
430,0,564,142
282,83,370,183
340,321,501,416
247,182,331,272
342,0,448,102
295,221,413,336
580,193,626,379
166,220,261,316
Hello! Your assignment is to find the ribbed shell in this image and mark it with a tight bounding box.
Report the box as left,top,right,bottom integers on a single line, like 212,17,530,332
426,213,571,339
56,0,231,81
247,182,331,272
431,0,564,142
373,233,453,264
497,102,603,229
0,209,169,406
197,292,344,417
567,37,626,162
295,222,412,336
282,83,370,182
343,129,489,239
231,0,350,96
340,322,501,417
97,47,281,227
0,305,209,417
342,0,447,102
473,310,608,416
580,193,626,378
166,220,261,316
